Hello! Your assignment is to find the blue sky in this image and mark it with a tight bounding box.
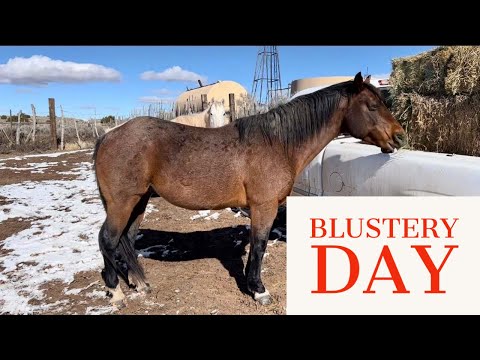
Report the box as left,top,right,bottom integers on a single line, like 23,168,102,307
0,46,434,119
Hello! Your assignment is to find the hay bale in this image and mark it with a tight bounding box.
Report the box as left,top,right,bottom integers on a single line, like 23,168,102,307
391,46,480,97
392,93,480,156
391,47,454,96
444,46,480,95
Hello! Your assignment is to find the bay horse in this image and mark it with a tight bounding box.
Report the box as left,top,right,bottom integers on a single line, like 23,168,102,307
172,99,226,127
93,72,406,308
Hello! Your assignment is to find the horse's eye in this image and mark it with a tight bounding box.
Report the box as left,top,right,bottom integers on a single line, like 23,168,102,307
368,104,378,112
223,113,226,116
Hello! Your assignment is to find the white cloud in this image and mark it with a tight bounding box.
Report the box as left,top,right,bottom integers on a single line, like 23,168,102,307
140,66,207,83
139,96,176,103
0,55,121,85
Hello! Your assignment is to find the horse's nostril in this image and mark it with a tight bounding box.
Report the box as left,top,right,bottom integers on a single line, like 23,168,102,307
394,132,407,146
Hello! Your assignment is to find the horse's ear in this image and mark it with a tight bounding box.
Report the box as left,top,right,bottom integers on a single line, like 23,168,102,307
364,75,371,84
354,72,364,92
221,98,225,104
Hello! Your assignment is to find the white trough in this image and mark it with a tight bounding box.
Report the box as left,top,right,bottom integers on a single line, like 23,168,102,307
293,136,480,196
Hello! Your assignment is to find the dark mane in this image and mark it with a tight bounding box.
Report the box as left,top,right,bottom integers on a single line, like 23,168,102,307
235,80,379,150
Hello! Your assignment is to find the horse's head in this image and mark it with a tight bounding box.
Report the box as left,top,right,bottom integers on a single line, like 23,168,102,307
342,72,406,153
208,98,226,127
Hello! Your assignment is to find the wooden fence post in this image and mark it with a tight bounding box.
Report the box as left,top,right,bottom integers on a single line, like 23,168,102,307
48,98,57,150
31,104,37,143
201,94,208,111
15,110,21,145
74,119,81,147
229,93,236,123
60,105,65,150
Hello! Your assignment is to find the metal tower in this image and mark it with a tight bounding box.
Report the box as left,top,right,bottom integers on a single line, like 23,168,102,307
251,46,282,106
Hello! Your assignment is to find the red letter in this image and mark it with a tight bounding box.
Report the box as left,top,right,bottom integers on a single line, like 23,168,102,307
382,218,401,238
403,218,419,238
411,245,458,293
441,218,459,238
346,218,363,238
330,218,345,238
311,245,359,293
363,245,410,294
311,218,326,238
366,218,381,238
422,218,439,238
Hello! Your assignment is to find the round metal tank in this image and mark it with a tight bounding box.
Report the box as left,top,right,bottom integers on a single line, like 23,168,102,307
290,76,353,97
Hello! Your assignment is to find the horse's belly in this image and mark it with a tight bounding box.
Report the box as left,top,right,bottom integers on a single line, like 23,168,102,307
152,179,248,210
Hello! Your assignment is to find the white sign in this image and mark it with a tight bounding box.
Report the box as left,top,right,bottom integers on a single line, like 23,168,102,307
286,196,480,315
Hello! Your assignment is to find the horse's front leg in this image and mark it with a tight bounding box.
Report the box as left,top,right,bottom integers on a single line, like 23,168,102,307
246,201,278,305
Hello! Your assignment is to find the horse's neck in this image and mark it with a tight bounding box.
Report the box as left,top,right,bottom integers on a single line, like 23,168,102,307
291,106,346,176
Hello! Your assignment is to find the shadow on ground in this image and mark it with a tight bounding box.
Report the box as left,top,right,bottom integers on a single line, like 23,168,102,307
134,207,286,295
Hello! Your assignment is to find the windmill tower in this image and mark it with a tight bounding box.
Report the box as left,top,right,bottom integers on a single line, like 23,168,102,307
251,46,282,107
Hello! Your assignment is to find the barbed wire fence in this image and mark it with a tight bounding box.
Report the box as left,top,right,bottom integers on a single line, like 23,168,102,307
0,99,133,154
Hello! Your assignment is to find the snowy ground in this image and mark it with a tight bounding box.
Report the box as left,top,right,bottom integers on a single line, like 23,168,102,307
0,150,107,314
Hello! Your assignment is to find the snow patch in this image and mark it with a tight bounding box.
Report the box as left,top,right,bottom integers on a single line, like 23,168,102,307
205,212,220,220
190,210,210,220
0,159,105,314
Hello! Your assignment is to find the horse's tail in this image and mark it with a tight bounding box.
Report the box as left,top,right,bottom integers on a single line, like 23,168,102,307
118,232,146,284
92,134,108,209
98,224,145,285
92,133,107,166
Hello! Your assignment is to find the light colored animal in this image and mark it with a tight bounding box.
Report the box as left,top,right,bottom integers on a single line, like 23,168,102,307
105,121,128,134
173,99,227,128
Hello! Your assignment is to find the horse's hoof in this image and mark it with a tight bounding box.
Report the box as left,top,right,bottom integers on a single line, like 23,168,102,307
107,285,126,308
111,299,126,309
254,290,272,305
136,283,151,294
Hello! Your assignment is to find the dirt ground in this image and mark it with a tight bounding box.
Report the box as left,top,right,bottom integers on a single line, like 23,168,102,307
0,150,286,315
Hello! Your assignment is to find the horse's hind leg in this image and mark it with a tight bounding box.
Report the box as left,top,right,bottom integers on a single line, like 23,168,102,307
98,197,146,307
245,201,278,305
99,215,128,308
125,191,152,293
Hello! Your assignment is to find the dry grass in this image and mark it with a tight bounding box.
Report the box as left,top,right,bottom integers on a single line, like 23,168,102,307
393,93,480,156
